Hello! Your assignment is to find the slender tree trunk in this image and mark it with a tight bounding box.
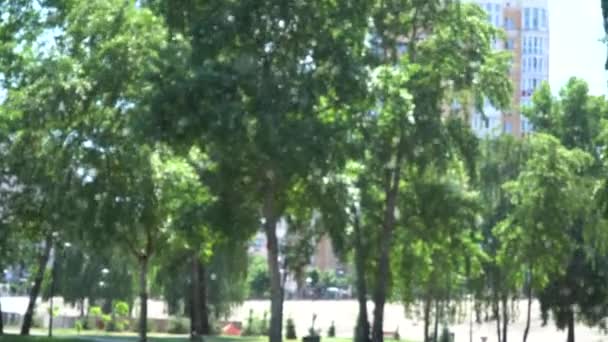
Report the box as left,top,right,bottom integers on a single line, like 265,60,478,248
21,235,52,336
567,310,575,342
263,186,283,342
191,255,203,337
0,296,4,335
49,249,58,338
474,299,481,324
353,206,370,342
469,297,473,342
371,166,401,342
199,260,210,335
501,294,508,342
433,300,440,342
139,256,149,342
80,298,85,318
522,271,533,342
493,292,501,342
423,296,431,342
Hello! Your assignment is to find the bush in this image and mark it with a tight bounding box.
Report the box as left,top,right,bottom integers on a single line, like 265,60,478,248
261,311,269,336
286,318,297,340
109,301,130,332
32,314,44,329
168,317,190,334
114,301,130,317
89,306,103,317
242,309,269,336
393,327,400,341
75,320,83,334
327,321,335,338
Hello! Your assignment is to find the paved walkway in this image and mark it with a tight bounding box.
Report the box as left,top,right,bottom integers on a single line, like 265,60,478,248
229,300,608,342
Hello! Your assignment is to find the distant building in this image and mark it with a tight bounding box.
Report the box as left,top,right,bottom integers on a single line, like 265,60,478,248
311,235,339,272
468,0,550,137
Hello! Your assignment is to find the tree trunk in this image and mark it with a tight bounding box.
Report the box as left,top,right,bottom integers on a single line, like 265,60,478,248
49,249,58,338
353,206,370,342
433,300,440,342
522,274,533,342
191,255,203,337
501,294,508,342
469,297,473,342
0,296,4,335
567,310,575,342
493,293,501,342
263,187,283,342
139,256,149,342
21,236,52,336
371,168,401,342
80,298,85,318
199,260,210,335
423,296,431,342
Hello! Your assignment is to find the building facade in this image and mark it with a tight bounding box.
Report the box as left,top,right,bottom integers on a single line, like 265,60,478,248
469,0,549,137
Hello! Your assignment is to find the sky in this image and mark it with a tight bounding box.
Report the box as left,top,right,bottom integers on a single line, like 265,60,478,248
549,0,608,96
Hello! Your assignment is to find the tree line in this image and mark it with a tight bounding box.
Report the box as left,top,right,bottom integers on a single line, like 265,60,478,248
1,2,608,342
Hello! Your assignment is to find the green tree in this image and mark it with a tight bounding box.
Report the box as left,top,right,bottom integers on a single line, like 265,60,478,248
395,166,482,342
473,135,529,342
498,134,594,342
526,79,608,342
361,2,511,341
142,2,371,341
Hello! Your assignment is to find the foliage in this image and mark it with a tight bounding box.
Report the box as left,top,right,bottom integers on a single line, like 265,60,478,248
242,310,269,337
247,256,270,299
168,317,190,335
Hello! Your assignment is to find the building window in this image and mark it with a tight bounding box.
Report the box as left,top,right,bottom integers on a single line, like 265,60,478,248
504,122,513,134
533,57,537,71
539,37,543,54
533,8,539,30
524,8,530,29
539,58,543,73
541,9,547,29
506,39,514,50
533,37,538,54
505,18,514,30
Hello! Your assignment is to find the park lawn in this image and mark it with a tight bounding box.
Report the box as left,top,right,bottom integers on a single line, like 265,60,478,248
0,335,83,342
0,334,414,342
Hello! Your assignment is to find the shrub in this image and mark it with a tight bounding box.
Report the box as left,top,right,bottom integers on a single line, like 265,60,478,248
242,310,268,336
114,301,130,317
89,306,103,317
286,318,297,340
327,321,336,338
75,320,83,334
168,317,190,334
261,311,269,336
32,314,44,329
393,327,400,341
109,301,130,332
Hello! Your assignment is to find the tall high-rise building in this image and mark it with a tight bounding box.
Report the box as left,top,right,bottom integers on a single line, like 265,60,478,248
469,0,549,137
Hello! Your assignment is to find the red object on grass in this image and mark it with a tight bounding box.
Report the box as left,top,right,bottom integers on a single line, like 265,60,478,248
222,323,242,336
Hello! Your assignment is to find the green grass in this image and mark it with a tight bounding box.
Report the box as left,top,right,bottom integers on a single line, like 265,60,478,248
0,333,414,342
0,335,84,342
